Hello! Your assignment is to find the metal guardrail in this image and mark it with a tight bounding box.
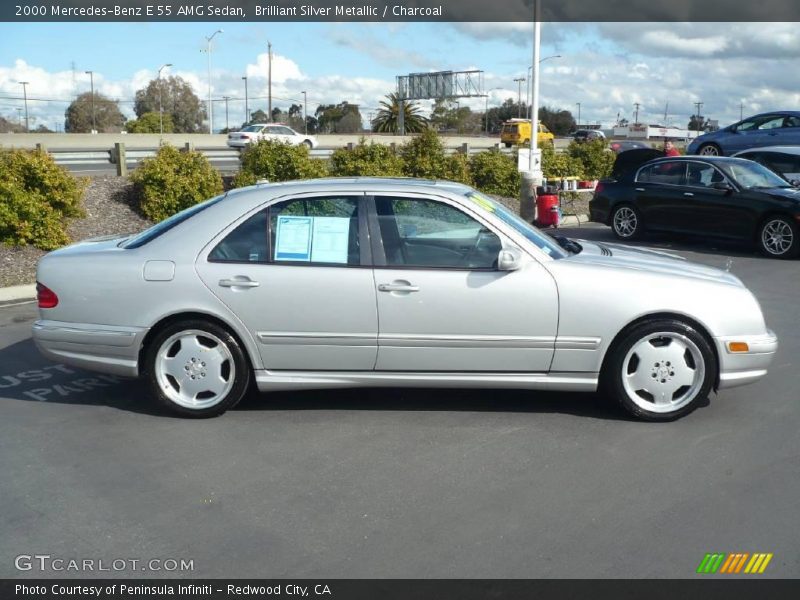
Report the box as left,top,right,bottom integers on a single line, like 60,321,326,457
46,142,515,173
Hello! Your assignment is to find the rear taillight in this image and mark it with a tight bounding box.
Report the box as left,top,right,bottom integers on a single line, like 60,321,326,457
594,182,605,196
36,282,58,308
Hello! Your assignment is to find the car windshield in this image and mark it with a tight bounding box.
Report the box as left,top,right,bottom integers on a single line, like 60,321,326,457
724,161,793,189
240,125,264,132
121,194,226,249
465,191,568,259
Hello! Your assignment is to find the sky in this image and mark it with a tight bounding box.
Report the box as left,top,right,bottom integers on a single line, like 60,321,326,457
1,21,799,131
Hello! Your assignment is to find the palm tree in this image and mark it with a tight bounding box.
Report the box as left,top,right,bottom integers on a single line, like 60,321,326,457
372,93,427,133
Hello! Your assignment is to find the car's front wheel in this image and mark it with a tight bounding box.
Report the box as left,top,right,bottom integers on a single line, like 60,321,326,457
611,204,643,240
603,319,716,421
757,216,799,259
144,319,251,418
697,143,722,156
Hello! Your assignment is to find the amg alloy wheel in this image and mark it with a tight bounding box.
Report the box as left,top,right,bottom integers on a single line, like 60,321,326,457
604,319,716,421
145,320,250,417
698,143,721,156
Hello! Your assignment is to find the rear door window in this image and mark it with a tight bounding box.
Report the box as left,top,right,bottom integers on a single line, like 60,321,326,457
636,161,686,185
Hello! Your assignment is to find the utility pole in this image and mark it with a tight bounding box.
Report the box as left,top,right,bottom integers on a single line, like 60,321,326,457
513,77,526,118
267,41,273,122
19,82,30,132
633,102,641,125
663,101,669,125
740,102,744,121
576,102,581,127
85,71,96,132
204,29,223,134
242,76,249,125
157,63,172,135
222,96,230,131
301,90,307,134
694,101,704,135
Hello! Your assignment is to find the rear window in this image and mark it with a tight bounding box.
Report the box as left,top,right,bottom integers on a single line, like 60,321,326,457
121,194,226,249
503,124,518,133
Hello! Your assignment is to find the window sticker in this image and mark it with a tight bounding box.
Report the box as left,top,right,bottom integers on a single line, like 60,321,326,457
310,217,351,264
275,216,313,261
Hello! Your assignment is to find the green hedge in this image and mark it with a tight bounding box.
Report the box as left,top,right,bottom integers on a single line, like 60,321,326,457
329,139,404,177
565,139,615,180
0,149,86,250
469,150,520,197
131,144,223,222
233,139,328,187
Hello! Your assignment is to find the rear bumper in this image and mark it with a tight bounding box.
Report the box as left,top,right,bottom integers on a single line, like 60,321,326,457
226,139,250,148
32,320,147,378
714,330,779,389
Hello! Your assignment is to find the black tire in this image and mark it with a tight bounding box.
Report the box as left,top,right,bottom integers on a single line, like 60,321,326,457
602,318,716,422
504,142,512,148
143,319,251,418
610,203,643,240
697,143,722,156
303,140,313,149
757,215,799,259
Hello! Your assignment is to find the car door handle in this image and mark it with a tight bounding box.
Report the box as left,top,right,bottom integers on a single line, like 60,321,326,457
219,277,260,289
683,192,694,197
635,187,646,192
378,283,420,293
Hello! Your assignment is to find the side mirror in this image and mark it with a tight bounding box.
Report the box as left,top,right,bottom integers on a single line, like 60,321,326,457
791,179,800,187
497,247,523,271
712,181,733,192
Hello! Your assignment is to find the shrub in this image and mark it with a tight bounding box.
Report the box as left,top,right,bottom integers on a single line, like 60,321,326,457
443,152,472,186
541,146,585,180
400,128,449,179
329,138,404,177
131,144,223,222
566,139,615,180
233,139,328,187
0,149,86,249
469,149,521,197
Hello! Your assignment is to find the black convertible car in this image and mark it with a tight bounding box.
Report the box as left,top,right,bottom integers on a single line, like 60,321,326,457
589,151,800,258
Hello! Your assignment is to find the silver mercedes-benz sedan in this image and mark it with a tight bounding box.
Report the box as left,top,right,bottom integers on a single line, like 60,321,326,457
32,178,778,421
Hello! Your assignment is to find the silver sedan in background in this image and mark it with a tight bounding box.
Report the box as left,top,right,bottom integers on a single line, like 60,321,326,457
32,178,777,421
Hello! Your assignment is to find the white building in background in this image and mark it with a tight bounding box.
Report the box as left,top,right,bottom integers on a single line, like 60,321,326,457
613,124,700,141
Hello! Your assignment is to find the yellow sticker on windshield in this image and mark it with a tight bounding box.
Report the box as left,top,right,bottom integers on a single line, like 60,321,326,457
469,192,496,213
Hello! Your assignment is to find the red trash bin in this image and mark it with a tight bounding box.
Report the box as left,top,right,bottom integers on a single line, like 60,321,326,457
535,192,560,227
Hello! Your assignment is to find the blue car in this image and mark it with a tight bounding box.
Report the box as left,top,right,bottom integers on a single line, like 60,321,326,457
687,111,800,156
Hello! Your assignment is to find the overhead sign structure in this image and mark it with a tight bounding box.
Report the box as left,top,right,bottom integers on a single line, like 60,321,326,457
395,70,484,134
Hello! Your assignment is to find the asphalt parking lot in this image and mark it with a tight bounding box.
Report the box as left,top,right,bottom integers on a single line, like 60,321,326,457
0,223,798,579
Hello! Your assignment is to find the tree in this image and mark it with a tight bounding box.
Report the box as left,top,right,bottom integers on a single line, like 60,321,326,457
538,106,576,136
0,116,25,133
688,114,711,132
126,111,175,133
64,92,126,133
249,109,269,124
430,99,479,134
485,98,528,134
371,93,427,134
315,102,363,134
134,76,205,133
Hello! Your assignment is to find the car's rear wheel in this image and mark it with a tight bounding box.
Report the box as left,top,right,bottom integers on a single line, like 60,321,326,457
144,319,250,418
303,139,313,149
757,216,799,259
611,204,643,240
603,319,716,421
504,142,512,148
697,143,722,156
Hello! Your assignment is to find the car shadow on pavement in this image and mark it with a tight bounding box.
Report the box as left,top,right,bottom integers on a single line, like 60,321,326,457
560,225,781,261
0,337,641,422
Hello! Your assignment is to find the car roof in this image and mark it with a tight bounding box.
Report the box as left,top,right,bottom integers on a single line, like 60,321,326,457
224,177,475,199
732,146,800,157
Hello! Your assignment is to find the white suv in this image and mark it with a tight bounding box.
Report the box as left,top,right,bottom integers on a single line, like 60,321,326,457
227,124,318,149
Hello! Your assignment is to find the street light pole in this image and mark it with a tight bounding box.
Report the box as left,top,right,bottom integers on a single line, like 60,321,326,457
242,76,249,124
17,82,29,132
204,29,223,134
526,55,561,116
267,41,273,122
301,90,307,135
157,63,172,135
576,102,581,127
529,0,542,174
84,71,95,132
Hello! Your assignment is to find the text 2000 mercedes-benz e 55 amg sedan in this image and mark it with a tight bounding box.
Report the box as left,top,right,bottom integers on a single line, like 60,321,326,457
33,178,778,420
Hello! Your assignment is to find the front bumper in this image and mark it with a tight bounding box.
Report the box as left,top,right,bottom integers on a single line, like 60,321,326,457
714,330,779,389
32,320,148,378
